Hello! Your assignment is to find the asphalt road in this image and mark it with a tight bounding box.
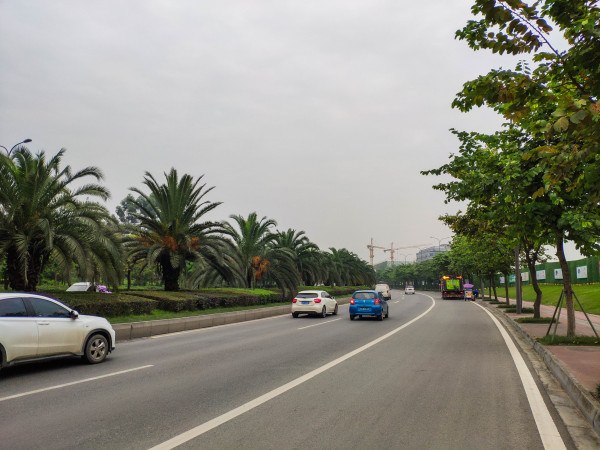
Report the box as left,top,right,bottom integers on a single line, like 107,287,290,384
0,290,574,449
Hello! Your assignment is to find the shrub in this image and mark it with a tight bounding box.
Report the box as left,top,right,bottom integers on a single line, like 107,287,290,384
505,307,535,314
39,291,157,317
516,317,556,324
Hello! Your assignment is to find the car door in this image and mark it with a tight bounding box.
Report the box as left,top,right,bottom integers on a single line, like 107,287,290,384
321,291,333,312
0,297,38,363
25,297,86,356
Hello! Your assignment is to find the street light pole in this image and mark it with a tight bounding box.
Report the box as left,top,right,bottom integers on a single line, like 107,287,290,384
430,236,451,251
1,138,32,157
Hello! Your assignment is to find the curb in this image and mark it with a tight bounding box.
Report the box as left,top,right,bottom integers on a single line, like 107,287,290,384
482,301,600,437
112,297,352,342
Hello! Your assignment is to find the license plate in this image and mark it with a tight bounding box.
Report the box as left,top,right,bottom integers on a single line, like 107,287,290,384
359,307,370,312
301,301,310,305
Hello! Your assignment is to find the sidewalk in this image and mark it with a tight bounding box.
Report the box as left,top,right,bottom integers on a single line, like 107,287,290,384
482,296,600,436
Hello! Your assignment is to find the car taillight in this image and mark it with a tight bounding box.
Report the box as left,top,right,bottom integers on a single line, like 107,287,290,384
460,291,464,294
350,299,355,305
314,298,321,303
292,298,297,303
374,298,380,305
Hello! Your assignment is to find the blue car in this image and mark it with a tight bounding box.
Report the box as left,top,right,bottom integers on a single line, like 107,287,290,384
349,290,389,321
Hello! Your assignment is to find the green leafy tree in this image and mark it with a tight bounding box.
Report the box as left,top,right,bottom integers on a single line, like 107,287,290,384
0,148,122,291
125,169,233,291
442,0,600,335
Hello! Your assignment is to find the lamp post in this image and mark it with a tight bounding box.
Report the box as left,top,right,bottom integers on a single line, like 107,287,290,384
1,138,32,157
430,235,451,251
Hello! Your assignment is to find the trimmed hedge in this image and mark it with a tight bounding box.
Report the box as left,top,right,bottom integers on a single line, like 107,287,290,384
126,289,284,313
38,291,157,317
35,286,362,318
296,286,369,297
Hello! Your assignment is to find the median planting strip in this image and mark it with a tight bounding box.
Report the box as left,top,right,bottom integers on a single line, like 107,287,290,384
113,297,352,341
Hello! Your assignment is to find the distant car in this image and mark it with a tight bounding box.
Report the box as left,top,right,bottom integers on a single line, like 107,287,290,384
66,282,96,292
374,283,391,300
0,293,116,370
405,286,415,295
291,290,338,318
349,290,389,321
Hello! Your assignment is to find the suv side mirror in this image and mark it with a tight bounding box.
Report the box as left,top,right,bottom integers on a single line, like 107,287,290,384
70,310,79,319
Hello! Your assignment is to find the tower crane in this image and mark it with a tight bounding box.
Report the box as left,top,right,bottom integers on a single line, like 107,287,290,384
366,238,386,266
383,242,430,264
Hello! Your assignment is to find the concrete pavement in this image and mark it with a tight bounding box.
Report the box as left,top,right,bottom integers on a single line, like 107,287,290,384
481,296,600,437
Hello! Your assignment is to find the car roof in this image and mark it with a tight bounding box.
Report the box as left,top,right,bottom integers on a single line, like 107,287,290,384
353,290,378,294
0,292,60,300
0,292,40,299
296,290,324,294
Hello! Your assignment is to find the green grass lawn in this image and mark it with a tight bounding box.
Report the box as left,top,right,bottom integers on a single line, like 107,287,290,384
500,284,600,315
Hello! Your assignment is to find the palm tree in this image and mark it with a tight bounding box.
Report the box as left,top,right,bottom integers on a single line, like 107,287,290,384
125,168,233,291
222,213,300,295
326,248,375,286
274,229,325,285
0,148,122,291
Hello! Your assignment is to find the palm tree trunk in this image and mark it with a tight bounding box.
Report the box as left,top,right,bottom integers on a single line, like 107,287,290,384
160,253,180,291
556,235,576,337
7,246,27,291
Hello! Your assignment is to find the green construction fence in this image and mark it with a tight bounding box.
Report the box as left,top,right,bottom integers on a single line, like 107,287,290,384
497,256,600,286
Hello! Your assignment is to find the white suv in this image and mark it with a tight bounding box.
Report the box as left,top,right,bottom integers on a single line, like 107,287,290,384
375,283,391,300
405,286,415,295
0,293,116,369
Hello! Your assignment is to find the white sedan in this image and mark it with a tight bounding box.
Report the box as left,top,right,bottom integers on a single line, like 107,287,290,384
405,286,415,294
291,290,338,318
0,293,116,369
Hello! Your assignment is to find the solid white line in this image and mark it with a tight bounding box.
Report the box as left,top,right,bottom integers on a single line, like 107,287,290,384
474,303,566,449
0,365,154,402
297,318,342,330
149,296,436,450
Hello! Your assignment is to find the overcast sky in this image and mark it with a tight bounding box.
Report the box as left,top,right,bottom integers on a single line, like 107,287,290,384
1,1,580,263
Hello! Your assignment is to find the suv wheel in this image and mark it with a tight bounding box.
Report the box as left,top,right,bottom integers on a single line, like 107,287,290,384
84,334,108,364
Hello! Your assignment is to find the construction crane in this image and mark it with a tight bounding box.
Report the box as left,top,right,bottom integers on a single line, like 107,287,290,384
366,238,386,266
383,242,429,264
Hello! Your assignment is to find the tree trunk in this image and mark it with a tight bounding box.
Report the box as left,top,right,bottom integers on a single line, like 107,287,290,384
556,235,575,337
7,246,27,291
127,269,131,290
524,249,542,319
160,253,180,291
492,276,498,301
488,275,492,300
503,272,509,305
